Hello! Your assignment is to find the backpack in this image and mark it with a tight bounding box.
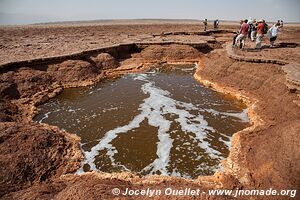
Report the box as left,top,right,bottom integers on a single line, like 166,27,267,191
262,23,268,34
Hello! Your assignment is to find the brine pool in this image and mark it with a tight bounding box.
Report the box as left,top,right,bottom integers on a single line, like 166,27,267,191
34,64,250,179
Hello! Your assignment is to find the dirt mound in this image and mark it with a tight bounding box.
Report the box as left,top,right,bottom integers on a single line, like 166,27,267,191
0,68,54,100
0,122,82,197
0,58,108,101
16,68,56,98
48,60,100,84
90,53,119,69
136,44,202,62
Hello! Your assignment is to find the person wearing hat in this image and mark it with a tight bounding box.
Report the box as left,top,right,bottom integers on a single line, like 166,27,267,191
255,19,264,49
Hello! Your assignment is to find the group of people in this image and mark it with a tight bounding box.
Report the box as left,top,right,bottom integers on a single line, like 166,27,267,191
233,18,283,49
203,19,219,31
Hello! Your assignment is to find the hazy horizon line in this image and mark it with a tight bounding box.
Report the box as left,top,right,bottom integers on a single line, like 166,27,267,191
1,17,300,26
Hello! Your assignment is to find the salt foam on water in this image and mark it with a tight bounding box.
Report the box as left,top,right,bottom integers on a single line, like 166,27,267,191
77,73,239,175
205,108,249,123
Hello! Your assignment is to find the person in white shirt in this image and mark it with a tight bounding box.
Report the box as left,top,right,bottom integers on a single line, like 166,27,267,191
267,22,281,47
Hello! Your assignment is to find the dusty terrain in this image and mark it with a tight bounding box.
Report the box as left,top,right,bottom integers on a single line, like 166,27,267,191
0,20,299,199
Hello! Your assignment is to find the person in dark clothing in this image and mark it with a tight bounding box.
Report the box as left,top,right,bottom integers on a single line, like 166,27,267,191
203,19,208,31
213,19,219,30
250,20,257,41
248,22,253,39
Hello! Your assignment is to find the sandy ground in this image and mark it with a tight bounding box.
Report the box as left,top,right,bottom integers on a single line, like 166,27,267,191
0,20,233,65
0,20,299,199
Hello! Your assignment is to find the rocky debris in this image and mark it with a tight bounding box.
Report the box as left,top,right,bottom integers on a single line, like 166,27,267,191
90,53,119,69
0,122,82,197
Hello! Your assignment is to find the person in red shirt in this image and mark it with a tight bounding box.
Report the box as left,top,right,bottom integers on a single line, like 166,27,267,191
256,20,265,49
232,20,244,46
235,19,249,49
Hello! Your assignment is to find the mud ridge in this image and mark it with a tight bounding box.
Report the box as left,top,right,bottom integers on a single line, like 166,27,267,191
0,30,224,71
226,43,300,107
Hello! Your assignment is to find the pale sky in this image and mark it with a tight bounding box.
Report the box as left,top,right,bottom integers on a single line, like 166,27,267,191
0,0,299,25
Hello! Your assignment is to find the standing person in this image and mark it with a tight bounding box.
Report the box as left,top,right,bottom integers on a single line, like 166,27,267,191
203,19,208,31
250,19,257,41
216,19,219,29
268,22,281,47
255,19,265,49
235,19,249,49
233,20,244,46
213,20,217,29
247,17,253,39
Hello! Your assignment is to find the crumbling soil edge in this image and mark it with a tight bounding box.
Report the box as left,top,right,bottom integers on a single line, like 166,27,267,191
226,43,288,65
226,43,300,107
193,43,300,187
194,59,264,184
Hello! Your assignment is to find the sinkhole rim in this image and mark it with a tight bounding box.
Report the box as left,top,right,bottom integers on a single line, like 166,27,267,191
32,63,253,179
